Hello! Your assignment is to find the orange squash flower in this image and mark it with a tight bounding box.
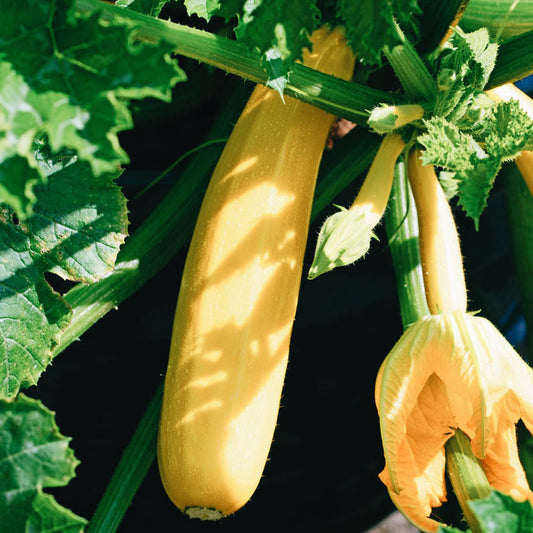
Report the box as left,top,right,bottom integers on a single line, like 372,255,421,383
375,310,533,531
375,150,533,531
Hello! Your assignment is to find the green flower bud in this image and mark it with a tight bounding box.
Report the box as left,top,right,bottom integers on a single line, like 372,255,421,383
437,68,456,91
307,206,376,280
368,104,424,134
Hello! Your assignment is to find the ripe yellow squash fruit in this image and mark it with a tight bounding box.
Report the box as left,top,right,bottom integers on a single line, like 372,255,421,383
157,27,355,520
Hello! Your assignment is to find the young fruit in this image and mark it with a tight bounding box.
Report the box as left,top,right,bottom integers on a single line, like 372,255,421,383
407,149,467,314
308,133,405,279
157,27,355,520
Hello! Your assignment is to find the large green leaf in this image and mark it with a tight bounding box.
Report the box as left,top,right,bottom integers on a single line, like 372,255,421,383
338,0,421,65
30,162,129,284
0,160,127,399
0,394,86,533
470,491,533,532
0,220,71,398
0,0,184,218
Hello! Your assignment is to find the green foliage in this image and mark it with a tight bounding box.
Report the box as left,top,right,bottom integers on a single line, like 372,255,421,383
0,218,71,399
184,0,320,92
438,491,533,532
115,0,168,16
433,28,498,121
0,159,128,400
0,0,184,219
419,101,533,227
0,394,86,532
338,0,421,65
470,492,533,532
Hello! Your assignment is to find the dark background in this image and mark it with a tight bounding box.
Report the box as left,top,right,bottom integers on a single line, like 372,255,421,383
26,7,533,532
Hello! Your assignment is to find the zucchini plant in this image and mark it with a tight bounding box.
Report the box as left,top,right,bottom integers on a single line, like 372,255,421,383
2,1,533,532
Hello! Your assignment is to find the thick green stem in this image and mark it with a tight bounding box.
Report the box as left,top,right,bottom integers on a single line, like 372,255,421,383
74,0,397,125
487,29,533,88
383,23,436,102
445,429,492,533
383,156,429,327
86,382,163,533
385,159,491,530
461,0,533,41
502,161,533,356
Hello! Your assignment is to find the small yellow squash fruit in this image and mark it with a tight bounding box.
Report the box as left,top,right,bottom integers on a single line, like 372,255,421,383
157,27,355,520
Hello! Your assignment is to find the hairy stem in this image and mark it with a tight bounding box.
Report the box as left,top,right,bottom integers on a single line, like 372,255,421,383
74,0,397,125
445,429,492,533
384,156,429,327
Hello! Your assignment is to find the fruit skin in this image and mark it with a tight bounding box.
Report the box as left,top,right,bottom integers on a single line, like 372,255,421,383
157,27,355,519
407,150,467,314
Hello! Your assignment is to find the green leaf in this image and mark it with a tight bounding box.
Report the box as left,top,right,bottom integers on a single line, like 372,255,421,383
184,0,241,20
234,0,320,92
338,0,421,65
0,159,127,399
469,491,533,532
433,28,498,121
455,100,533,227
418,116,485,171
484,100,533,160
456,156,501,230
30,161,129,284
0,0,184,218
438,526,468,533
417,116,505,227
0,394,86,533
0,220,71,399
115,0,168,16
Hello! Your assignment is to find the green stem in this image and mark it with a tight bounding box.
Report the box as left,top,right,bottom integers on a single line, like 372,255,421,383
74,0,398,125
86,382,163,533
445,429,492,533
383,22,436,102
461,0,533,41
502,161,533,356
383,156,429,327
487,29,533,88
385,158,492,529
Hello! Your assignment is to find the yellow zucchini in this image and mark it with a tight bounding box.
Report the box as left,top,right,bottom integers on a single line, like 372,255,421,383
407,149,467,314
157,27,355,520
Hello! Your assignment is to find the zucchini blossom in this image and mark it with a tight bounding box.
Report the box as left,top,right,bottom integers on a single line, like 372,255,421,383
376,150,533,531
375,311,533,532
